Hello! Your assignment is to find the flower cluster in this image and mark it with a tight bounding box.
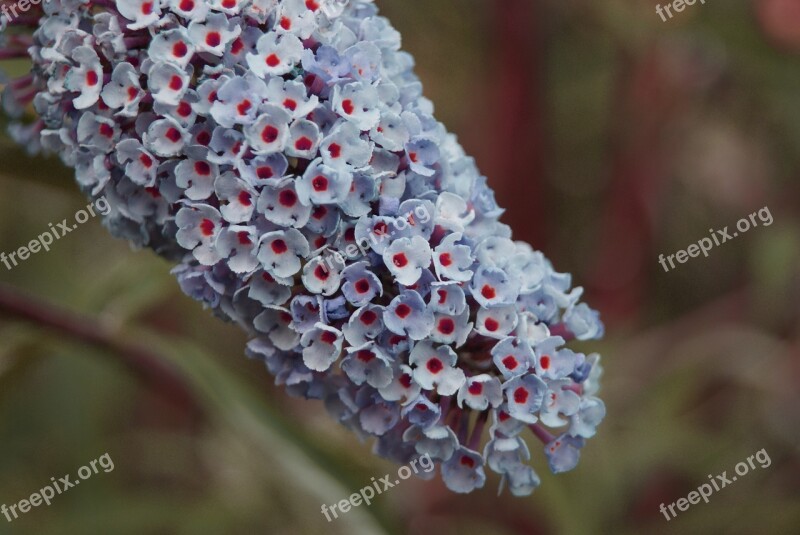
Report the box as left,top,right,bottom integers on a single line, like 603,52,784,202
1,0,606,495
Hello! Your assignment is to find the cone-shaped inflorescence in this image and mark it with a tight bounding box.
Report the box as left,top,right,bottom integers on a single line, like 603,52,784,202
0,0,606,495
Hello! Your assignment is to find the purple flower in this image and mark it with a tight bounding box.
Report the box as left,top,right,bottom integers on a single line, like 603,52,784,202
175,204,223,266
341,261,382,307
341,342,394,389
2,0,607,497
215,225,259,273
257,178,311,228
254,306,299,351
433,232,474,282
401,395,441,429
503,374,548,424
383,236,432,286
297,158,352,205
342,304,385,346
442,447,486,494
544,434,585,474
491,337,535,380
457,374,503,411
563,303,605,341
247,31,304,77
301,323,343,372
409,342,466,396
100,62,143,116
332,81,380,130
256,228,309,278
188,13,241,57
384,290,434,341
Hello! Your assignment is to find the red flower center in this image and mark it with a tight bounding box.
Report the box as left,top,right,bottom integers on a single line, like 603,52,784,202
355,279,370,294
199,218,215,236
437,318,455,335
295,137,313,151
98,123,114,138
238,191,252,207
169,75,183,91
320,331,337,344
481,284,496,300
502,355,518,370
237,232,251,245
206,32,222,47
177,101,192,117
194,161,210,175
426,358,443,374
312,206,327,220
165,128,181,143
311,175,329,191
374,222,388,236
278,190,297,207
357,350,375,362
271,239,288,254
262,125,279,143
196,131,211,145
173,41,188,57
314,265,329,280
237,99,252,116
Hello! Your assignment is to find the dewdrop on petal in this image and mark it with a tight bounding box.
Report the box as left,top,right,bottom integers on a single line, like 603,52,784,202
0,0,607,495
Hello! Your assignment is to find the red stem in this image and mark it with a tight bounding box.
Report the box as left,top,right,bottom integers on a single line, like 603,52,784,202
0,284,201,414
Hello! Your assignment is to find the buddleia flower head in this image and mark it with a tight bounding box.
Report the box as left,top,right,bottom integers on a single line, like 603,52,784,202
0,0,606,495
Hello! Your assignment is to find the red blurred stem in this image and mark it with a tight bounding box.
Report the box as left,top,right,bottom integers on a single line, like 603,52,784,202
528,423,554,445
475,0,547,249
589,48,678,323
0,283,201,414
467,409,488,450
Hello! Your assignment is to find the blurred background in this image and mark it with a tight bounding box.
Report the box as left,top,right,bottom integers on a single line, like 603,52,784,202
1,0,799,533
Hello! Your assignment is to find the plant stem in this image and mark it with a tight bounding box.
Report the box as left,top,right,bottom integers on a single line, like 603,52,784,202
0,283,201,414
